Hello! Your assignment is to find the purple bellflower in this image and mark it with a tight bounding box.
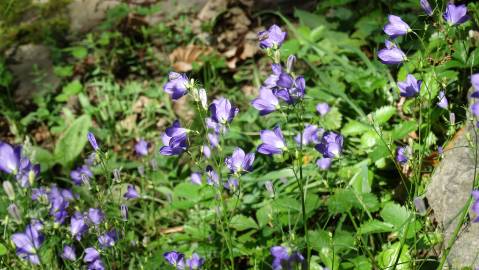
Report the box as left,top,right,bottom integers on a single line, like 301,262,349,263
472,190,479,222
61,245,76,261
270,246,304,270
187,253,205,270
251,87,280,115
207,133,219,148
206,165,219,186
437,91,448,109
225,147,255,174
164,72,189,100
471,74,479,97
316,103,330,116
396,146,409,165
16,158,40,187
0,141,21,174
258,25,286,49
378,40,407,65
224,178,239,192
48,186,74,224
160,121,188,156
124,184,139,199
316,158,332,170
84,247,105,270
315,132,344,158
471,102,479,117
98,230,117,249
398,74,421,97
264,64,282,89
384,15,411,38
135,139,150,156
258,126,287,155
164,251,186,269
202,145,211,158
87,208,105,225
11,221,44,265
209,97,239,126
70,165,93,186
71,212,88,240
295,125,322,146
444,3,469,26
274,74,306,104
87,132,99,151
191,172,202,185
420,0,433,16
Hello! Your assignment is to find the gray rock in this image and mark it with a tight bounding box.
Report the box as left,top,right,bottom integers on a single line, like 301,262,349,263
68,0,119,34
426,124,479,269
8,44,60,102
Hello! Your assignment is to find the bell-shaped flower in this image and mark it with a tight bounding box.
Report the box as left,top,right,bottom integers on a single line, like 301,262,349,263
270,246,304,270
164,72,189,100
209,97,239,126
378,40,407,65
225,147,255,174
258,126,287,155
397,74,421,97
420,0,433,16
0,141,21,174
384,15,411,38
251,87,280,115
258,25,286,49
315,132,344,158
444,3,469,26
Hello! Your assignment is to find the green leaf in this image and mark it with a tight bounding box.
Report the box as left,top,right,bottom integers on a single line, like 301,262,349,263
56,80,83,102
173,183,201,202
256,168,295,181
256,204,272,227
54,115,92,166
272,196,301,212
327,189,356,214
31,146,55,171
53,65,73,78
0,243,7,256
360,131,379,149
358,220,394,235
320,107,342,130
380,202,411,230
69,47,88,59
341,120,371,136
377,242,411,270
371,106,396,125
230,215,258,231
346,256,373,270
349,161,371,193
391,120,417,140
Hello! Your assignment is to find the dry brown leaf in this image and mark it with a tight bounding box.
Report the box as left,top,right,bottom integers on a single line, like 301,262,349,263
118,115,137,131
133,96,153,114
169,45,213,72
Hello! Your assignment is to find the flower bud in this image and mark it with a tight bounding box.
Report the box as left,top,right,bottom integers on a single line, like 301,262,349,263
120,204,128,221
414,197,427,215
113,168,121,183
138,165,145,177
265,181,274,197
2,181,15,200
150,159,158,171
7,203,22,223
286,55,296,73
199,88,208,110
449,112,455,125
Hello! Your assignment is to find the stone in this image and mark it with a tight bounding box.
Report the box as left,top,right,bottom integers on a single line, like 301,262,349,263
68,0,119,34
8,44,60,102
426,124,479,269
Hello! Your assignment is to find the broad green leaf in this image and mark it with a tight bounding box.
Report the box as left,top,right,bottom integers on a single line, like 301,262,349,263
173,183,201,202
380,202,411,230
346,256,373,270
358,220,394,235
341,120,371,136
360,131,379,149
349,161,371,193
391,120,417,140
0,243,6,256
377,242,411,270
56,80,83,102
371,106,396,125
256,204,272,227
327,189,356,214
309,230,332,252
272,196,301,212
54,115,92,166
320,107,342,130
256,168,295,181
31,146,55,171
230,215,258,231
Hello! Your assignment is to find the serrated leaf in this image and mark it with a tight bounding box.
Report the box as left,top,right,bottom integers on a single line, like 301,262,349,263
358,220,394,234
380,202,411,230
0,243,6,256
272,196,301,212
360,131,379,149
342,120,371,136
320,107,342,130
230,215,258,231
54,115,92,166
173,183,201,202
327,189,356,214
377,242,411,270
391,120,417,140
371,106,396,125
256,205,272,227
